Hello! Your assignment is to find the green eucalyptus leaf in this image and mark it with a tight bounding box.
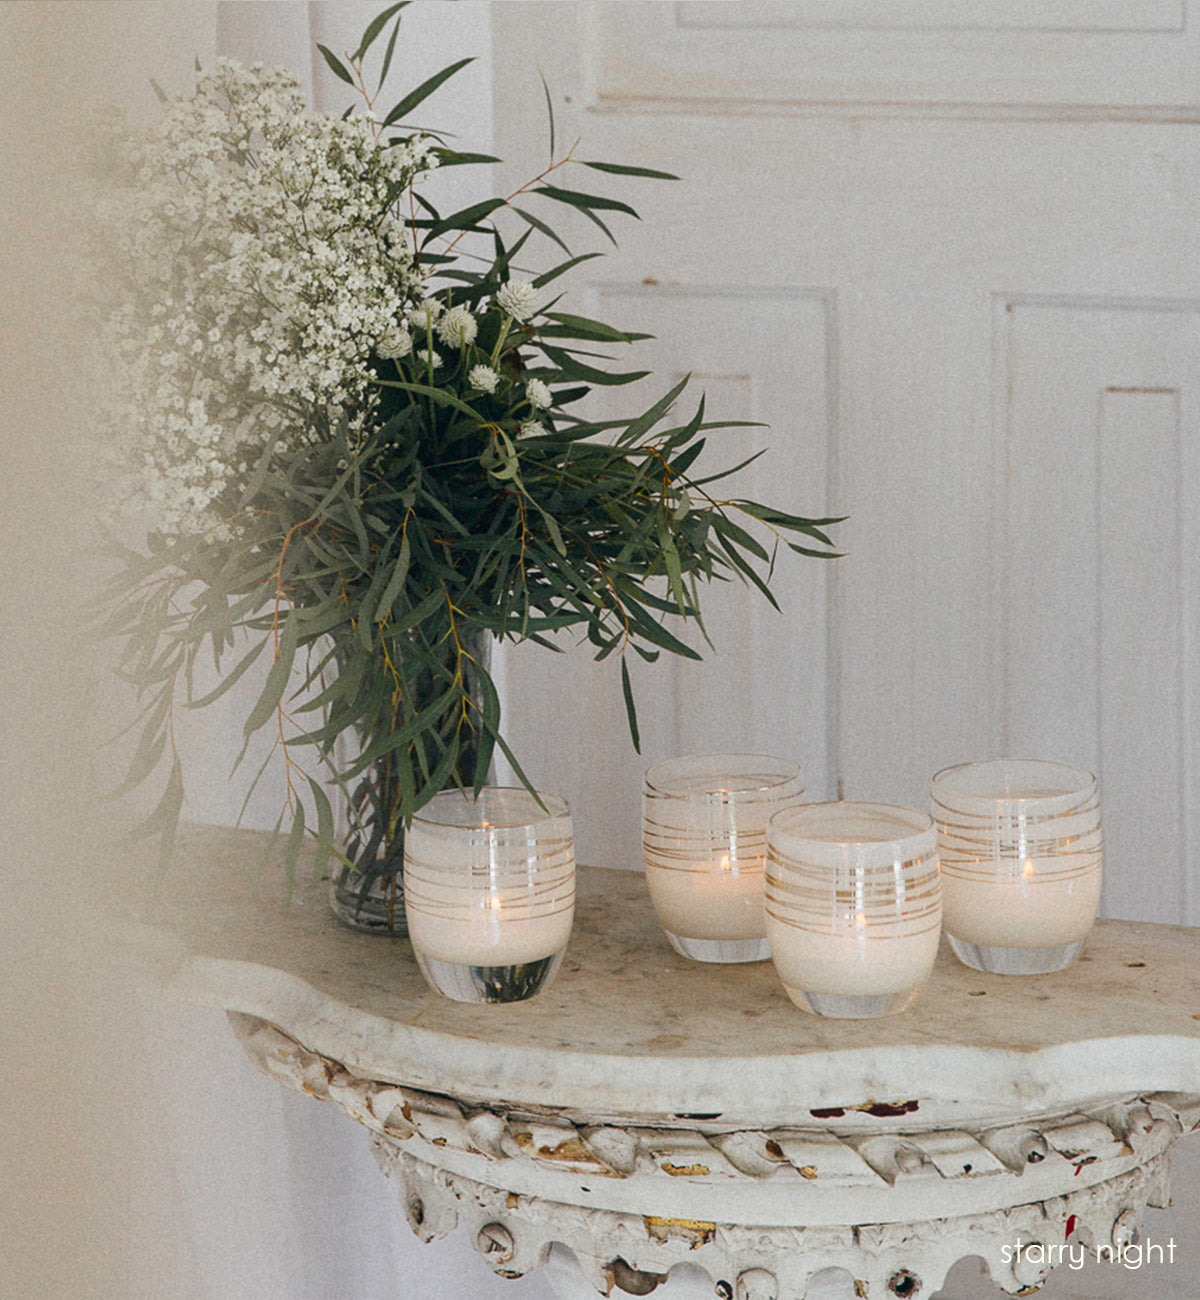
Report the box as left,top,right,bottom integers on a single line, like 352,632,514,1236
345,687,457,777
316,43,355,86
615,375,691,446
154,759,186,877
618,593,702,661
413,730,464,807
375,530,412,623
186,635,270,708
578,159,679,181
306,772,336,883
658,526,687,614
712,529,780,610
531,251,603,289
540,70,555,164
389,586,447,635
433,149,504,167
382,57,475,127
420,197,507,244
538,312,642,343
535,343,649,387
711,511,770,563
665,438,706,480
354,2,408,62
283,797,306,901
620,655,641,753
378,11,403,91
375,378,482,419
511,206,573,257
112,713,170,800
243,613,299,736
786,539,847,559
532,192,619,245
685,447,769,489
533,183,641,219
125,757,185,878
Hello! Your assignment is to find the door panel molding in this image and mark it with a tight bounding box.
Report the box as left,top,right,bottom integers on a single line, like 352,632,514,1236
994,295,1199,921
676,0,1186,34
589,2,1200,121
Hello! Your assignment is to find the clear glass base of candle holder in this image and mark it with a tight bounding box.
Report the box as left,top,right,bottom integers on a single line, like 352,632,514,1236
947,936,1086,975
414,951,566,1004
663,932,771,964
785,986,922,1019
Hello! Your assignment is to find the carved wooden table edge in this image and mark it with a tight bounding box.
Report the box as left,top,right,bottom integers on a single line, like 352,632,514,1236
227,1010,1199,1299
127,827,1200,1299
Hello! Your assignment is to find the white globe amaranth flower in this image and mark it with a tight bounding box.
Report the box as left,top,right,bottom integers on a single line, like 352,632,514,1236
468,364,499,393
518,419,546,439
436,305,478,349
377,326,413,360
406,297,444,330
495,279,538,323
417,348,443,369
525,378,552,410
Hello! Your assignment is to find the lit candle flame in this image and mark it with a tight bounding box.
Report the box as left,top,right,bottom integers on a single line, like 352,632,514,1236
489,895,502,911
1022,859,1035,879
719,853,733,876
856,911,867,929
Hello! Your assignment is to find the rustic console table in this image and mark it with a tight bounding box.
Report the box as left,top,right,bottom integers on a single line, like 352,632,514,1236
126,828,1200,1299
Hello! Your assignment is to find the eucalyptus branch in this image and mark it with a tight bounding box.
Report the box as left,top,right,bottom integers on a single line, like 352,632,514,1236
88,3,842,896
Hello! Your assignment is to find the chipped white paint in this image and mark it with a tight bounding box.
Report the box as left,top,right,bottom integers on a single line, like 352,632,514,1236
232,1011,1198,1297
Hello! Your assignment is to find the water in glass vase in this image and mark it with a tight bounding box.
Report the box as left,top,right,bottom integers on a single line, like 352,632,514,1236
326,622,491,935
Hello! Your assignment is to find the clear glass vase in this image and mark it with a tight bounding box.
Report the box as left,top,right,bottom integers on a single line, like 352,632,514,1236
327,623,492,935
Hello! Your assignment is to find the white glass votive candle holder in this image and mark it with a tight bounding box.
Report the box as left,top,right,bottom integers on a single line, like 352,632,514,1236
403,787,575,1003
930,759,1102,975
765,802,942,1018
642,754,806,963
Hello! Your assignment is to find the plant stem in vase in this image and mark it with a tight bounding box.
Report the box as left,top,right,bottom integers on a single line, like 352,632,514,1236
328,623,491,935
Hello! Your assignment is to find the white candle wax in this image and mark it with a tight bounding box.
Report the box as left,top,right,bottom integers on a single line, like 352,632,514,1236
645,855,766,941
943,860,1101,948
766,917,939,997
408,895,573,966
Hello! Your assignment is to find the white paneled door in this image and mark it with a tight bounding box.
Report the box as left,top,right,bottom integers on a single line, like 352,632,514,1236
491,2,1200,925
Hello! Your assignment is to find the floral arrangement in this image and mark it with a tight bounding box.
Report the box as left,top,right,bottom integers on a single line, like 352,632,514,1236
91,5,839,909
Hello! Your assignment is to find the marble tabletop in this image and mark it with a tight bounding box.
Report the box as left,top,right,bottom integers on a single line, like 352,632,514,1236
125,826,1200,1132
